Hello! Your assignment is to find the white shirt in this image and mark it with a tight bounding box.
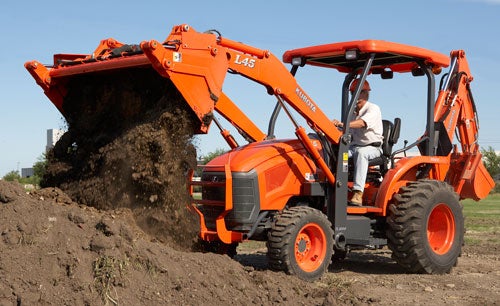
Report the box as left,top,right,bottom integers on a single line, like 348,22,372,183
351,101,383,146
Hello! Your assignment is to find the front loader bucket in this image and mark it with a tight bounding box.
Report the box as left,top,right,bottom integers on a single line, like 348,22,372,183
25,24,230,135
25,58,210,136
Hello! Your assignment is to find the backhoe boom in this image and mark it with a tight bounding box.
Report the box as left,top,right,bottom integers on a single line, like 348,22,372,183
433,50,494,199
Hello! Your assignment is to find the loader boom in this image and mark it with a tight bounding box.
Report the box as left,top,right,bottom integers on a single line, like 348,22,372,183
139,25,343,184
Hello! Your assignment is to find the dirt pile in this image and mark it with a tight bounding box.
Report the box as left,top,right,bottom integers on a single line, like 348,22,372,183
42,68,199,249
2,181,500,305
0,180,351,305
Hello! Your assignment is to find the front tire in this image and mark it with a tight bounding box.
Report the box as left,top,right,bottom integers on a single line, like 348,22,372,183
267,206,334,281
387,179,464,274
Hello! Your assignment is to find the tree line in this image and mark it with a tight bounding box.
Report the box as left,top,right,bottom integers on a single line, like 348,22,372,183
2,154,47,186
3,147,500,192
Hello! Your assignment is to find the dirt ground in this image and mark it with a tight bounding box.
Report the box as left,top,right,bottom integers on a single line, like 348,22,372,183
1,180,499,305
3,66,498,305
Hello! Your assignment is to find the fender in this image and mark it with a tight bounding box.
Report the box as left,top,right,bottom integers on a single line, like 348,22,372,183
375,155,451,216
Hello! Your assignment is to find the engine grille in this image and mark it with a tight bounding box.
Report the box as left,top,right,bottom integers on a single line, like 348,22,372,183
198,171,260,231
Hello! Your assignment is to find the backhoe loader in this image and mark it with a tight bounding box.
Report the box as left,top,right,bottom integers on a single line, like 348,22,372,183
26,23,494,281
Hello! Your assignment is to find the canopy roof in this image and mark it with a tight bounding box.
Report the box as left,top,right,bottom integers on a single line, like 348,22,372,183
282,40,450,73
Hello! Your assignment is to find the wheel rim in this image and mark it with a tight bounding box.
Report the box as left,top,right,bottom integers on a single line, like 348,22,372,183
294,223,327,272
427,203,455,255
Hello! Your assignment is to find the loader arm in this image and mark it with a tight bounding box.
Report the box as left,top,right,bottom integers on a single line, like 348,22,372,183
26,24,341,185
140,25,342,184
214,92,267,143
433,50,494,199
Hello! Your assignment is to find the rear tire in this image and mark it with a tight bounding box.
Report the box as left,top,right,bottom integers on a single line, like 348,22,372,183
267,206,333,281
387,179,464,274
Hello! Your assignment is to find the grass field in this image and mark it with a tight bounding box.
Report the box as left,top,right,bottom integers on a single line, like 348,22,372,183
462,193,500,227
462,193,500,246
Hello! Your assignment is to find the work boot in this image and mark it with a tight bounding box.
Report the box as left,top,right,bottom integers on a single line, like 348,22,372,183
350,190,363,206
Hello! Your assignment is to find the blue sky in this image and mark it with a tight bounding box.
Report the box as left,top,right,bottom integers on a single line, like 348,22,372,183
1,0,500,176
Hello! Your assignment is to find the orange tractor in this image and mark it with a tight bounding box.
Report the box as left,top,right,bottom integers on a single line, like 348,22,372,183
26,24,494,281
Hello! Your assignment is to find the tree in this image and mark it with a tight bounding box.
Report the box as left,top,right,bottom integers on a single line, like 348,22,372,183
33,153,47,178
1,153,46,187
2,170,21,182
481,146,500,179
200,148,227,165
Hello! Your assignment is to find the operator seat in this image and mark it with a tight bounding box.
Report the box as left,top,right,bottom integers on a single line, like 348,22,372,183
368,118,401,175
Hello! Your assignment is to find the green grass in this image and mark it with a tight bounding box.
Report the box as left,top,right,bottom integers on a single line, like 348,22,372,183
462,193,500,233
450,193,500,247
462,193,500,215
192,192,201,200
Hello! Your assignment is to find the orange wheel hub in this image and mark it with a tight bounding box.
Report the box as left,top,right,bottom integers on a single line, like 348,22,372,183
427,203,455,255
294,223,327,272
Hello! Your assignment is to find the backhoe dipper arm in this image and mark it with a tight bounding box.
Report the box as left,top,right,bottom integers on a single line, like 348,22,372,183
433,50,494,199
434,50,478,151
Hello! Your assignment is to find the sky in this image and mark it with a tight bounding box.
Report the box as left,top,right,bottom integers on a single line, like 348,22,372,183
1,0,500,176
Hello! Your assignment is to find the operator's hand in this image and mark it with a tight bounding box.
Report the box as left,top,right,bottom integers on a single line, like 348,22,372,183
332,119,343,128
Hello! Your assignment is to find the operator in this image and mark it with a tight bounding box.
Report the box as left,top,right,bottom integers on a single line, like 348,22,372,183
332,79,383,206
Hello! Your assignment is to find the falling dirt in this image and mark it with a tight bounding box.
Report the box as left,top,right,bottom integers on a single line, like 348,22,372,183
42,68,199,250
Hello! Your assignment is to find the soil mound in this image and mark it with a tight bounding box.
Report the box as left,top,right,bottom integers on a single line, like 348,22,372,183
2,183,498,305
42,68,199,249
0,180,25,203
1,182,345,305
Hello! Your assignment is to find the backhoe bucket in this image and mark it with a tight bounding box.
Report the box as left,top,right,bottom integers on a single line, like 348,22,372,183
460,160,495,201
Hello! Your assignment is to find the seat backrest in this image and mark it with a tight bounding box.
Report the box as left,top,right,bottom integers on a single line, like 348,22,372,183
367,118,401,173
381,120,394,156
381,117,401,156
390,118,401,147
